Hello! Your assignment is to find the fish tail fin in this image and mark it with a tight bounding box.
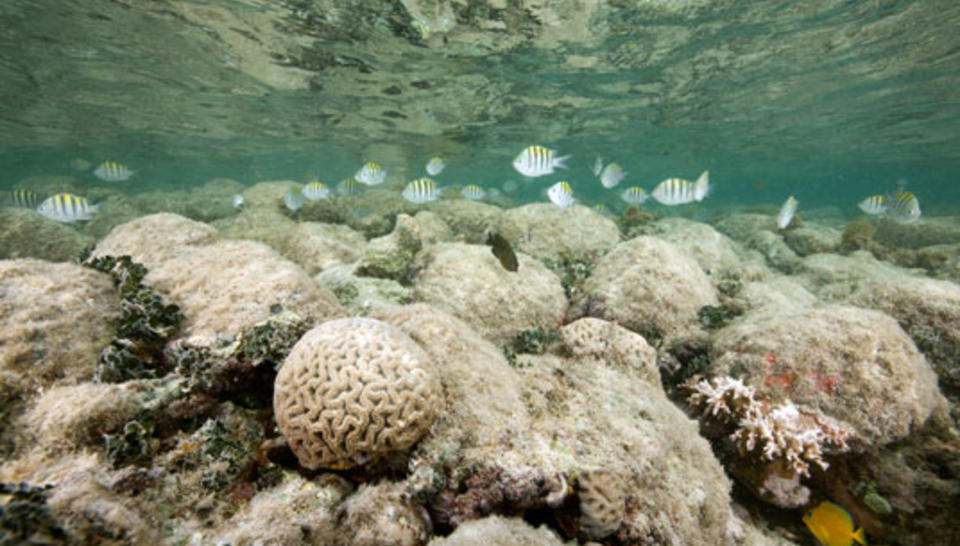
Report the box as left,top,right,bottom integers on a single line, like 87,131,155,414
88,202,102,215
695,171,710,201
852,526,867,545
554,154,572,169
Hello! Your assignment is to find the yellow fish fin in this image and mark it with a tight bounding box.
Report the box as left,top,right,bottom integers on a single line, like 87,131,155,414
852,526,867,545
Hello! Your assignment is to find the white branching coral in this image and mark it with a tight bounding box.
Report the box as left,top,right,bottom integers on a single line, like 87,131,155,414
686,376,854,477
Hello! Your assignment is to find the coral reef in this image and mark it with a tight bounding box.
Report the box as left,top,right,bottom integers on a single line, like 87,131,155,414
95,218,345,344
839,218,879,254
0,207,95,261
412,243,567,347
497,203,621,262
426,515,567,546
687,376,854,478
274,318,443,470
279,221,367,275
709,305,943,446
0,259,120,386
335,481,431,546
781,224,840,256
582,236,718,342
575,470,626,540
0,482,67,545
356,213,424,281
429,200,504,243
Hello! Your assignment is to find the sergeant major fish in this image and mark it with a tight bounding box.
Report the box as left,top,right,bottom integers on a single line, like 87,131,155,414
283,186,304,211
461,184,485,201
36,193,99,222
887,190,921,224
354,162,387,186
651,171,709,205
547,181,575,209
302,182,330,201
512,145,570,178
402,178,441,204
620,186,648,206
425,156,446,176
858,195,886,215
599,162,626,189
9,188,41,209
93,161,134,182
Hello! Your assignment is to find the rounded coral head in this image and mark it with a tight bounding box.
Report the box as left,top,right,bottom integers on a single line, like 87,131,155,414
273,317,443,470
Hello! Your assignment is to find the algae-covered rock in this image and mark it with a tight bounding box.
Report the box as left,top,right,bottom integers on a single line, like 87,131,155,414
356,213,423,281
426,516,566,546
280,221,366,275
93,212,219,268
334,481,431,546
639,216,754,276
873,216,960,249
315,263,412,314
744,230,802,272
709,305,944,446
497,203,620,262
0,259,121,385
782,224,841,256
429,199,504,243
582,236,718,343
0,207,95,261
143,239,345,344
412,243,567,346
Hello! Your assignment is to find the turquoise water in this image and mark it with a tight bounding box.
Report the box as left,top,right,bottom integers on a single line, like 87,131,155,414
1,0,959,214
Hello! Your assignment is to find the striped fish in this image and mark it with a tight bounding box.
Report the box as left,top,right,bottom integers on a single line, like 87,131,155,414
93,160,134,182
354,162,386,186
547,181,575,208
887,190,921,224
9,188,41,208
283,186,304,211
599,162,626,188
512,145,570,178
336,178,364,196
36,193,99,222
858,195,886,215
302,182,330,201
402,178,440,204
461,184,485,201
426,156,446,176
651,171,710,205
620,186,648,206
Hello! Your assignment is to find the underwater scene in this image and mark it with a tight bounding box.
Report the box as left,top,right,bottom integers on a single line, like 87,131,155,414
1,0,959,545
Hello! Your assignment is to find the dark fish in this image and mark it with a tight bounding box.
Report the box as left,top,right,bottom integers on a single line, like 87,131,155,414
487,232,518,272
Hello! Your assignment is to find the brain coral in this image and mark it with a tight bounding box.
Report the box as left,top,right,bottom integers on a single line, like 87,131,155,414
273,318,443,470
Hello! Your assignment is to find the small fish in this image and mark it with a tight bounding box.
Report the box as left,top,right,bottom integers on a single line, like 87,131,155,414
9,188,41,208
887,190,920,224
777,196,798,229
302,181,331,201
93,160,134,182
487,232,518,272
461,184,485,201
547,181,575,209
802,501,867,546
425,156,446,176
283,186,304,212
858,195,886,215
36,193,99,222
336,178,364,196
70,157,92,171
621,186,648,206
232,194,244,209
402,178,441,204
592,157,604,177
599,162,626,189
512,145,571,178
651,171,709,205
354,162,387,186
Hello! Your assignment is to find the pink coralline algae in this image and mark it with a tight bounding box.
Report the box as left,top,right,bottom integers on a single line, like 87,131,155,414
686,376,854,477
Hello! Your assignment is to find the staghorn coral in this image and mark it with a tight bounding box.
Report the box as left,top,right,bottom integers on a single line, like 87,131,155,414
273,318,443,470
687,376,854,477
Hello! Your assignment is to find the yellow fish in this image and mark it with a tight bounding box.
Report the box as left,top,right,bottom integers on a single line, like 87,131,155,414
802,501,867,546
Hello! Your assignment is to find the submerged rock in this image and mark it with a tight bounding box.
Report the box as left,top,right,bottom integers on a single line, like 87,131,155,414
497,203,620,262
412,243,567,346
0,207,95,262
582,236,718,343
